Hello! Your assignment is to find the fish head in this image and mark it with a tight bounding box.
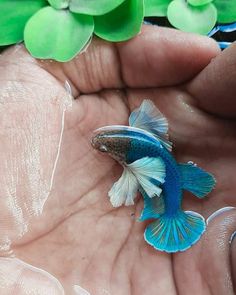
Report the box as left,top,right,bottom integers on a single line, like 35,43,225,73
91,126,132,164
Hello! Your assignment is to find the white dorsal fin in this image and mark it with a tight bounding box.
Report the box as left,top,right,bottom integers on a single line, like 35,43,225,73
129,99,172,151
108,156,166,207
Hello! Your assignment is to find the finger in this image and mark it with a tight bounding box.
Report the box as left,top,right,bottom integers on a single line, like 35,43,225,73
186,43,236,118
3,26,219,96
118,25,220,88
37,25,220,95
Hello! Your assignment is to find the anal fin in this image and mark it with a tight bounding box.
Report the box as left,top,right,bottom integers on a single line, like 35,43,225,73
178,163,216,198
139,190,165,221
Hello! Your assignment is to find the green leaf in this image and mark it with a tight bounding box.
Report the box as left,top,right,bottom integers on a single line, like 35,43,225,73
167,0,217,35
94,0,144,42
214,0,236,23
24,6,94,62
69,0,126,16
48,0,69,9
188,0,213,6
0,0,47,45
144,0,172,16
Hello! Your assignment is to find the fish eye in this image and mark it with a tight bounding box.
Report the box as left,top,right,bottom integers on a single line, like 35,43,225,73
99,145,108,153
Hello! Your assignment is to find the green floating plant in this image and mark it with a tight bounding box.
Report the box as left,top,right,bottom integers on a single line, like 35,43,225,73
167,0,217,35
144,0,236,35
214,0,236,23
0,0,144,62
1,0,235,61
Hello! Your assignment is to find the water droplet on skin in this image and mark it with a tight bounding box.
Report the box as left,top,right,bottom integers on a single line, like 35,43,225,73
180,100,195,113
187,161,197,166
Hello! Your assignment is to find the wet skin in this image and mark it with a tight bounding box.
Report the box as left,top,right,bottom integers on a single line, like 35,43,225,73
0,26,236,294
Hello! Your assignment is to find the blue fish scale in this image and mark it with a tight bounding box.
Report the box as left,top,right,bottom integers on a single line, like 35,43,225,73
126,133,182,216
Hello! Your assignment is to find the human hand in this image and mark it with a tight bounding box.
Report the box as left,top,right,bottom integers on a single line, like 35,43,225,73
0,26,235,295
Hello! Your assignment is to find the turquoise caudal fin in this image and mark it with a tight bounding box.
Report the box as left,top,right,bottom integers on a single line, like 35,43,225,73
178,163,216,198
144,210,206,253
129,99,172,151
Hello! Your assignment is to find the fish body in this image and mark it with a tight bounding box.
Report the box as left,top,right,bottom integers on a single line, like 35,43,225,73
91,100,216,253
120,129,182,216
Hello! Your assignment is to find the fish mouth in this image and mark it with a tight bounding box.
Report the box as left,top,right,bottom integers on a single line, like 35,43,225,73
90,136,95,148
90,134,99,149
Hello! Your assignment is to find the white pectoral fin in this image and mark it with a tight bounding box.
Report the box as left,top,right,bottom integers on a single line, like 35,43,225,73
108,168,139,207
128,157,166,198
129,99,172,151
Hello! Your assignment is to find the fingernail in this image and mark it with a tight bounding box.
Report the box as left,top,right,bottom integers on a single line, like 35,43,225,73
206,207,235,225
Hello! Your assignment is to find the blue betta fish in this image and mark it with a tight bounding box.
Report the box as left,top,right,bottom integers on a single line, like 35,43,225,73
91,100,216,253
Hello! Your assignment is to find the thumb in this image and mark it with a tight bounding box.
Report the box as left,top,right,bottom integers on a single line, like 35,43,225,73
187,43,236,118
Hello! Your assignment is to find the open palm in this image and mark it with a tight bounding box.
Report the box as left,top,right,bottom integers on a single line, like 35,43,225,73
0,26,236,295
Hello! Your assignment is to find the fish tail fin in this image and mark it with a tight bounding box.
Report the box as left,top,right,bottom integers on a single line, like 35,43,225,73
144,210,206,253
178,163,216,198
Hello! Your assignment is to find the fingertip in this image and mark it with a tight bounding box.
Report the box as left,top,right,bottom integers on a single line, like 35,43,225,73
188,30,221,57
